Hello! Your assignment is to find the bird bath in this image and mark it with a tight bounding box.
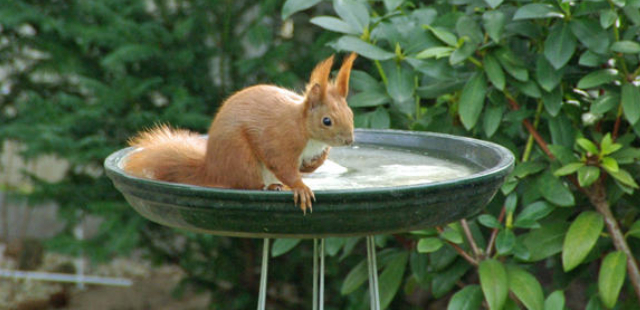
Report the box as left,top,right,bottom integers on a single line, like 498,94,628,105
105,129,514,309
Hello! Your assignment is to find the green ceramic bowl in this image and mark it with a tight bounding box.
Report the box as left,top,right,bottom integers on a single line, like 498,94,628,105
104,129,514,238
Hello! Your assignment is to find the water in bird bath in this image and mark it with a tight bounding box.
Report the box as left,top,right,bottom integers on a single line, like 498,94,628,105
303,145,480,190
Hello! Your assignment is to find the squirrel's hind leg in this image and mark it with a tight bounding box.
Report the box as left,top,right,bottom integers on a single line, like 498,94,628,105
265,184,290,191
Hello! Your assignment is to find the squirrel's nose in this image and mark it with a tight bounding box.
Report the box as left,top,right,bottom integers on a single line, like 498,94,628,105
344,136,354,145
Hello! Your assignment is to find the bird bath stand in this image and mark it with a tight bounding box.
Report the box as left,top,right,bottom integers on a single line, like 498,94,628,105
105,129,514,309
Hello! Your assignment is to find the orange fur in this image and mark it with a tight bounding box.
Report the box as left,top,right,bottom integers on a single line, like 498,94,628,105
336,53,357,97
308,55,334,97
124,125,209,186
122,54,358,212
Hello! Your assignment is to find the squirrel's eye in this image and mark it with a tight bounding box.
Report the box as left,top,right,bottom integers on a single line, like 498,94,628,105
322,117,332,126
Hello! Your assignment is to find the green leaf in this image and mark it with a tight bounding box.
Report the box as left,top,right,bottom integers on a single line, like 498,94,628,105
496,230,516,255
350,70,380,91
611,40,640,53
586,295,605,310
544,22,576,69
577,138,599,154
349,89,389,107
310,16,359,35
370,107,391,129
544,291,565,310
441,226,463,244
333,0,369,33
325,238,345,256
577,166,600,187
383,0,403,12
479,259,509,310
478,214,501,229
331,36,395,60
627,220,640,239
554,162,584,176
340,237,361,260
579,51,607,67
282,0,322,20
548,114,575,148
507,266,545,310
600,157,619,173
484,0,504,9
432,260,472,298
483,104,504,137
622,83,640,125
624,5,640,25
271,239,301,257
591,92,620,114
417,79,466,99
577,69,618,89
542,88,563,117
607,168,639,188
385,64,415,104
417,237,443,253
484,54,505,90
514,3,564,20
341,259,368,294
458,72,487,130
513,161,547,178
495,48,529,81
610,147,640,165
600,134,622,156
447,285,483,310
600,9,618,29
538,172,575,207
523,222,570,262
415,46,454,59
515,201,554,226
410,252,429,287
598,251,627,309
379,252,408,309
450,39,477,65
483,11,505,43
570,19,610,55
456,15,483,44
536,56,562,92
562,211,604,271
424,25,458,47
505,192,518,214
502,179,518,195
513,80,542,98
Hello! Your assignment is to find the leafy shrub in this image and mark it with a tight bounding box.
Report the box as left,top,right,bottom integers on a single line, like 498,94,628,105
284,0,640,308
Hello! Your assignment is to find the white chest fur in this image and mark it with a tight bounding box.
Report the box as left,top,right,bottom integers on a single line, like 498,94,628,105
261,139,328,189
299,139,328,165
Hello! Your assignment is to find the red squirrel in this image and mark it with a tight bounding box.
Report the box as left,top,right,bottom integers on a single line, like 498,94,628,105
124,53,357,212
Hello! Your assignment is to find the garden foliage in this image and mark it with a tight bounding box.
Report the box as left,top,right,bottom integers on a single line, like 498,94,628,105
1,0,640,309
283,0,640,309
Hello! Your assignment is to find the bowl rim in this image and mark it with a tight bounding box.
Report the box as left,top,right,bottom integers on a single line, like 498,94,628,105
104,129,515,201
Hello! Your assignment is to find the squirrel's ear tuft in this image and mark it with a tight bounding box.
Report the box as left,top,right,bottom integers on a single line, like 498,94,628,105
308,55,334,98
335,53,357,98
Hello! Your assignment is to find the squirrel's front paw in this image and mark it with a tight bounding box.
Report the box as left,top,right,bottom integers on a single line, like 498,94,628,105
292,183,315,214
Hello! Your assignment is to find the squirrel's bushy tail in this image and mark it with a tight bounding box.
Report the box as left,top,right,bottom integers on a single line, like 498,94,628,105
123,125,208,186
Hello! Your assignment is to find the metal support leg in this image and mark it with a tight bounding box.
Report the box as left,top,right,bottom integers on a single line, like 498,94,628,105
320,239,325,310
313,239,326,310
366,236,380,310
258,238,270,310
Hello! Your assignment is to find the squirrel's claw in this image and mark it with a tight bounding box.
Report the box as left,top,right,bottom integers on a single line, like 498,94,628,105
292,183,314,214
